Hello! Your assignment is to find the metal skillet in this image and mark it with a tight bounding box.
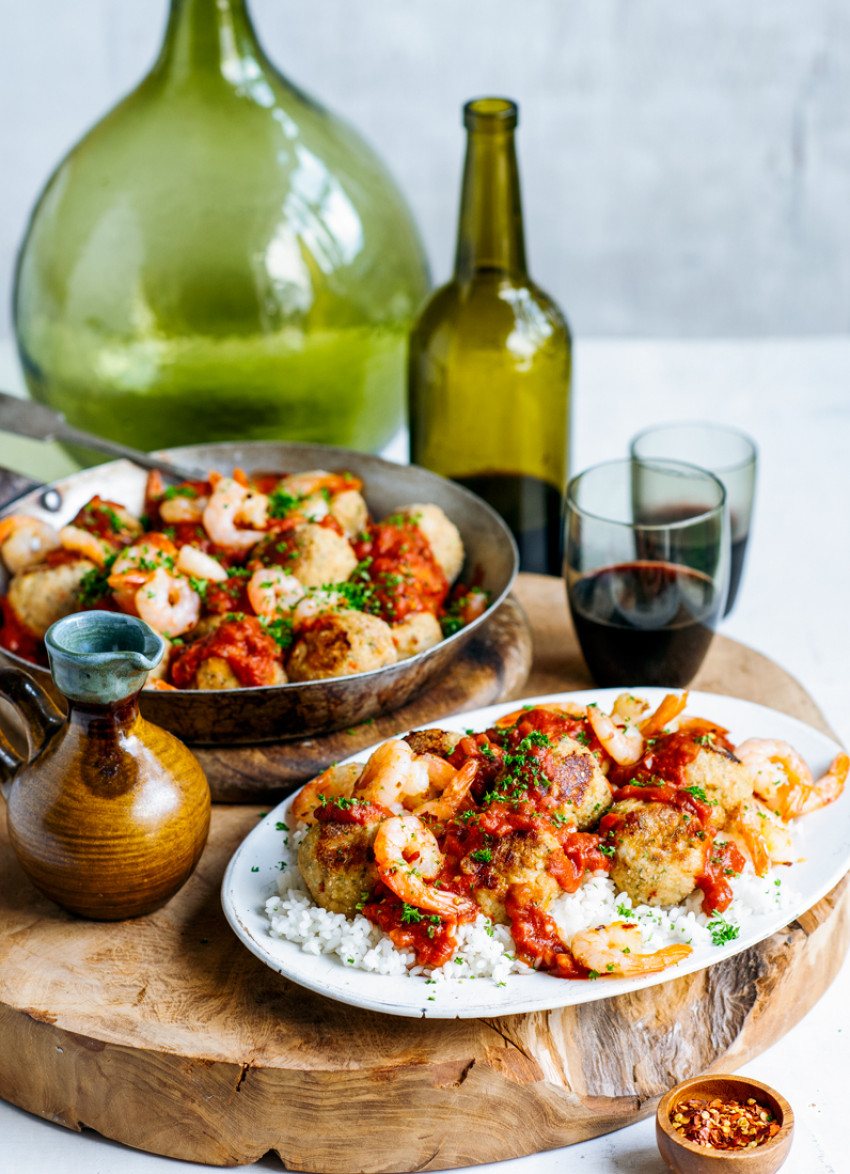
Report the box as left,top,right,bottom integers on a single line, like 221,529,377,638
0,441,518,745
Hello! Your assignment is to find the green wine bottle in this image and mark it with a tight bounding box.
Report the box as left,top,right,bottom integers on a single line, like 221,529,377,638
15,0,429,463
408,97,572,575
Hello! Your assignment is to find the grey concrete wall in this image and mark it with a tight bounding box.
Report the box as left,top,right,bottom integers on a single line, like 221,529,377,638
2,0,848,338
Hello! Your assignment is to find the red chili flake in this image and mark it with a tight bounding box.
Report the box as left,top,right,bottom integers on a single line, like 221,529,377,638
671,1096,781,1150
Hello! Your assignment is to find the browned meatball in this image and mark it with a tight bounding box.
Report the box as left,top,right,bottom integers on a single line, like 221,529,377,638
281,523,358,587
390,611,442,660
607,799,709,907
543,735,613,829
298,819,381,917
678,745,754,827
193,655,287,690
461,827,565,924
7,557,96,638
329,489,369,538
404,728,465,759
287,612,396,681
389,504,464,584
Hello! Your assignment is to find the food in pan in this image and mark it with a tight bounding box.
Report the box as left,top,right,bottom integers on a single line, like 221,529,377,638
0,469,489,688
265,692,848,984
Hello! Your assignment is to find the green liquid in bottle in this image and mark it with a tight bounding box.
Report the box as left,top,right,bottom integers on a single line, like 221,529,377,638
15,0,429,464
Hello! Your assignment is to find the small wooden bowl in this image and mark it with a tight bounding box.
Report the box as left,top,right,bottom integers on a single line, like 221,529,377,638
656,1074,794,1174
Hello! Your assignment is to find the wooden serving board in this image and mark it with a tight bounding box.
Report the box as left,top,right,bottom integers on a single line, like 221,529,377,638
0,575,847,1172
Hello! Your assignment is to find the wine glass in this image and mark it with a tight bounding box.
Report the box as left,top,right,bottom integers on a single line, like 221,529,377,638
564,459,730,687
629,423,757,615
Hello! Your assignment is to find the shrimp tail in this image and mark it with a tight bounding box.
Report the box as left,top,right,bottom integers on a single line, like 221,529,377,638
639,691,689,738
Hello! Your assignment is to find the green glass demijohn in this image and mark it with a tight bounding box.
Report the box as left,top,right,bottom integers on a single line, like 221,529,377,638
14,0,430,459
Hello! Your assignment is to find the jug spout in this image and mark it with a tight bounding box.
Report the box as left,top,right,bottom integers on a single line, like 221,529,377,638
45,613,165,705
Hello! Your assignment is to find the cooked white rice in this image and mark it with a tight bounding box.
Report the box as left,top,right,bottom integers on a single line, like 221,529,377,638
263,822,797,985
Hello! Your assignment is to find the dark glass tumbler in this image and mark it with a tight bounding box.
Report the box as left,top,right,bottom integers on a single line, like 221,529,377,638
565,459,730,687
630,423,756,615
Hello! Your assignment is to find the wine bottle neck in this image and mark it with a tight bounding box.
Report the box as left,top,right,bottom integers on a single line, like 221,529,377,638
455,99,527,282
157,0,266,80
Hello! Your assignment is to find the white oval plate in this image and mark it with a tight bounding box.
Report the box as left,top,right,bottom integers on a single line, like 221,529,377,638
221,689,847,1019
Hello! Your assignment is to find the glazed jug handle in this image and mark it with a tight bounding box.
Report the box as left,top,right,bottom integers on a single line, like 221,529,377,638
0,666,65,793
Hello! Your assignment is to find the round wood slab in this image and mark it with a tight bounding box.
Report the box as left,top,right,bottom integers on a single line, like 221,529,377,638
0,574,846,1171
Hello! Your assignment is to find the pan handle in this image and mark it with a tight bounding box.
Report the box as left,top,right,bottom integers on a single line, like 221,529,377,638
0,667,65,794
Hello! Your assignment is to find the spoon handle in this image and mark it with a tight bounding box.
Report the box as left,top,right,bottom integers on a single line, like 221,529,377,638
0,391,206,482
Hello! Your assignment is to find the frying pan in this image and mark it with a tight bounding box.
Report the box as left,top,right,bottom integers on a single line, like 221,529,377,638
0,441,518,744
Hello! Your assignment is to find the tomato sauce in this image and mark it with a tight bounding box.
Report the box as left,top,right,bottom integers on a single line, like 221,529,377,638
353,520,448,623
204,573,252,614
505,887,588,978
609,728,736,791
0,596,48,666
610,783,714,826
70,496,131,543
314,798,390,827
697,840,746,914
170,615,281,687
363,887,470,969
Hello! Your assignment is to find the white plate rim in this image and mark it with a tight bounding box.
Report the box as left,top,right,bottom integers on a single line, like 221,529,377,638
221,688,847,1019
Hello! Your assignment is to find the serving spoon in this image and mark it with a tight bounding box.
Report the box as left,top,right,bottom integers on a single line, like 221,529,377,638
0,391,207,483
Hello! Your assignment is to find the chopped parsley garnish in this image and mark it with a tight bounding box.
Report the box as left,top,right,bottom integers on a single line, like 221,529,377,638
258,614,294,650
470,848,493,864
268,487,303,518
75,551,118,606
708,918,740,946
188,576,208,601
162,484,198,500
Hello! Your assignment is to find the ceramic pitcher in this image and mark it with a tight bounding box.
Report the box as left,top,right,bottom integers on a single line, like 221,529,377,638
0,611,211,919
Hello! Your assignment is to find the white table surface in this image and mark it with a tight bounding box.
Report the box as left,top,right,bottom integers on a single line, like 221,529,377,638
0,336,847,1174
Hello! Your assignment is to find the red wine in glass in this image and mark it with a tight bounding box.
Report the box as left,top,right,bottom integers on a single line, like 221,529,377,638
634,501,743,617
569,560,722,687
725,518,748,616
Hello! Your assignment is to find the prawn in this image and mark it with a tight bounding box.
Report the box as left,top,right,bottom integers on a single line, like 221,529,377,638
291,590,347,628
795,753,849,817
58,524,115,568
373,814,478,917
611,692,650,722
735,738,814,820
570,921,692,976
247,568,305,618
639,691,689,738
202,476,269,551
134,567,201,638
159,492,208,525
0,515,60,573
586,704,644,766
721,798,794,877
291,763,363,826
108,534,179,612
277,470,361,499
413,759,478,822
354,739,435,809
176,544,229,583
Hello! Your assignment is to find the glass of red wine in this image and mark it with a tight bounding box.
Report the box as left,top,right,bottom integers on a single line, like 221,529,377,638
629,423,756,615
564,458,730,687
